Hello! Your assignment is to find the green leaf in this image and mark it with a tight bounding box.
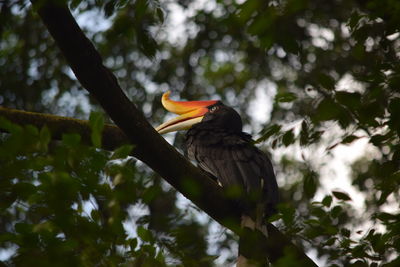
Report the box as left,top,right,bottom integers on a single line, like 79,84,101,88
304,171,317,198
13,182,36,201
275,92,297,103
348,11,363,31
256,124,282,143
324,237,336,246
89,112,105,148
111,144,134,159
142,186,161,204
335,91,361,109
329,135,362,150
267,213,281,223
388,97,400,134
129,238,138,250
104,0,117,17
322,195,333,207
341,228,351,237
156,7,165,23
248,10,275,36
282,129,295,146
341,135,361,144
278,203,296,225
90,209,101,223
300,120,309,146
15,223,33,234
317,73,335,90
25,124,39,136
62,133,81,146
0,116,22,134
369,134,390,147
312,98,342,122
39,125,51,151
137,226,153,243
332,190,352,201
374,212,398,223
238,0,261,23
331,205,343,218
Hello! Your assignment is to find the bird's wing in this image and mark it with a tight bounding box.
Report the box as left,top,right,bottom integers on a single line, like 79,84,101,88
186,130,279,212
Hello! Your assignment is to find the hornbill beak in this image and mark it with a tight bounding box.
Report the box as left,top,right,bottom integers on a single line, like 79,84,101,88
155,91,218,134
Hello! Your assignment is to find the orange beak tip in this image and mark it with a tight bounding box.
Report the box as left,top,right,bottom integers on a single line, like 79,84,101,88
156,91,219,133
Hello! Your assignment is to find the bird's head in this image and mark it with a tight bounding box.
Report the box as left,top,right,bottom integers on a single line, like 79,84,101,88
155,91,242,134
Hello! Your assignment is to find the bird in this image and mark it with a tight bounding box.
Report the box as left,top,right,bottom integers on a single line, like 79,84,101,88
155,91,279,266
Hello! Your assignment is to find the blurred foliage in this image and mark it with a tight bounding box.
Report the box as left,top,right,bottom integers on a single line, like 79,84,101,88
1,0,400,265
0,117,214,266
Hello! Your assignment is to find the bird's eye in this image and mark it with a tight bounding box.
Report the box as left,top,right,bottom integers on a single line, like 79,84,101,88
209,106,218,112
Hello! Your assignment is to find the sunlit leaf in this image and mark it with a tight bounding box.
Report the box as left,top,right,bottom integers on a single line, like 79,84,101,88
137,225,153,243
111,144,134,159
89,112,105,148
275,92,297,103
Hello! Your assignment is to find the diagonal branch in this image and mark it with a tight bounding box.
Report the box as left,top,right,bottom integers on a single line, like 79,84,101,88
25,0,317,265
30,0,240,233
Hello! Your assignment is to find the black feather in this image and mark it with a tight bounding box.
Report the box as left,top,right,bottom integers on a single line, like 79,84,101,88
185,103,279,217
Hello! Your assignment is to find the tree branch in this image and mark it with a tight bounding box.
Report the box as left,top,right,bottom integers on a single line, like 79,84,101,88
0,107,128,151
23,1,317,265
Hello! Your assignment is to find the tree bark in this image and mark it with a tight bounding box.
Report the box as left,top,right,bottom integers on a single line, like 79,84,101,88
0,107,128,151
17,1,318,265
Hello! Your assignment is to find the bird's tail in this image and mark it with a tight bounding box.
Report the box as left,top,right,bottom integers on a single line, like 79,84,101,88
237,205,268,267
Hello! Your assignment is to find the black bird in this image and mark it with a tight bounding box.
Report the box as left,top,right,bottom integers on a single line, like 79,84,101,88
156,91,279,266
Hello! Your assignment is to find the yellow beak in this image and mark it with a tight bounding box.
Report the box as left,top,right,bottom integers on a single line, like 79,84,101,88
155,91,218,134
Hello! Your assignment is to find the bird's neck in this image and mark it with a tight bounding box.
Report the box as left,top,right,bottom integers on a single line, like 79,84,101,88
191,121,243,134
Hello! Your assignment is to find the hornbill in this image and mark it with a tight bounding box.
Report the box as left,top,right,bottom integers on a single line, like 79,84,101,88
155,91,279,266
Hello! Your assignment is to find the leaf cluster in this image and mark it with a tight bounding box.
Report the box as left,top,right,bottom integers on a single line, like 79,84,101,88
0,117,214,266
